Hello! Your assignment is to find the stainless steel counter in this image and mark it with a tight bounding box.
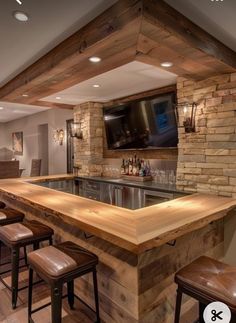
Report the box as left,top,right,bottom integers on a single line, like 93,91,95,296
75,175,179,193
75,176,187,210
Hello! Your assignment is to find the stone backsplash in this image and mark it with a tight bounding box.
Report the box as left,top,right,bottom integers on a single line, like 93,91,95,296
176,73,236,197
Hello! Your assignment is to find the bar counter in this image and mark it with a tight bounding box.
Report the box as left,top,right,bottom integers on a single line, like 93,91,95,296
0,174,235,322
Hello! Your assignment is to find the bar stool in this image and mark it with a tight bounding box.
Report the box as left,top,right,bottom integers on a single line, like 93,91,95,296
27,241,100,323
0,206,27,271
0,220,54,309
174,256,236,323
0,207,25,226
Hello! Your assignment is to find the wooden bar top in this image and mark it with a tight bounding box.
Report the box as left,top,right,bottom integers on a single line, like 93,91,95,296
0,175,235,253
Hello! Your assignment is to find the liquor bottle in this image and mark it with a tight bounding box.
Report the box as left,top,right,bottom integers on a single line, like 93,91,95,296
128,158,133,175
125,160,129,175
146,160,151,176
133,155,137,176
120,159,125,175
137,158,141,176
139,159,145,177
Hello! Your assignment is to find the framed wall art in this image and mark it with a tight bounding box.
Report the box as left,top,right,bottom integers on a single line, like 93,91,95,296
12,132,23,155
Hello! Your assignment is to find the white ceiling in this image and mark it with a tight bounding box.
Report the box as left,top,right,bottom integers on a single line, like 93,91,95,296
40,61,177,105
0,102,49,123
0,0,117,86
165,0,236,52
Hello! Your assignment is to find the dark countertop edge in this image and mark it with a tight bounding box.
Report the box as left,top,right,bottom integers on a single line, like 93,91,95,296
75,175,188,195
26,174,186,195
27,174,74,183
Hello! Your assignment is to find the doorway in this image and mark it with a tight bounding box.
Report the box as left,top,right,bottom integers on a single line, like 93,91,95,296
66,119,74,174
38,124,49,175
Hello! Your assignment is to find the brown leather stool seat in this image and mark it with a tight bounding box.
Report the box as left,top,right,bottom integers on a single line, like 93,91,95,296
0,220,53,246
0,208,24,226
28,241,98,279
27,241,100,323
0,220,53,309
174,256,236,323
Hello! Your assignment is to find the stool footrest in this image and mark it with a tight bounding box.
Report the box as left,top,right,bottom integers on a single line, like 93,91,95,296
0,263,27,277
0,255,27,267
0,270,43,292
29,293,97,316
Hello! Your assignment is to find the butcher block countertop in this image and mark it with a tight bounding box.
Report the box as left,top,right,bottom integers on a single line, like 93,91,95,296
0,175,235,253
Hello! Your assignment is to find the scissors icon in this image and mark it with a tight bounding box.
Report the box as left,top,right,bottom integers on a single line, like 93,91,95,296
211,309,223,321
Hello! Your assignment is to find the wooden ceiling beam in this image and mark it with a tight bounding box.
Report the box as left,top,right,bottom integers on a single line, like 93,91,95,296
0,0,236,108
0,0,142,104
142,0,236,70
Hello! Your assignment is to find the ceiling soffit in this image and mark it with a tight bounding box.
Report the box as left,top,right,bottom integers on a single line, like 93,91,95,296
0,0,235,109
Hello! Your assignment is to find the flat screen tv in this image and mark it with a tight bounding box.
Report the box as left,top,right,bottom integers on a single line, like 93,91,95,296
103,92,178,150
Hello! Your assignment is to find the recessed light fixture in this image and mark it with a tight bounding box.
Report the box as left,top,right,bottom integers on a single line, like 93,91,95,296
160,62,173,68
56,96,61,100
13,11,29,22
93,84,100,88
16,0,22,5
22,94,28,97
0,107,4,110
89,56,101,63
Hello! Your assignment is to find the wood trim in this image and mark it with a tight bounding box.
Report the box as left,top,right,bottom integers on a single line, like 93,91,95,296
142,0,236,69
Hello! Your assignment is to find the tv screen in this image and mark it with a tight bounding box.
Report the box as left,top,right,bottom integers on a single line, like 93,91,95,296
103,92,178,150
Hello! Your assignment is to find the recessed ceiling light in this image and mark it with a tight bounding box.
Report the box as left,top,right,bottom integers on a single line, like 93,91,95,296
16,0,22,5
22,94,28,97
56,96,61,100
160,62,173,68
89,56,101,63
93,84,100,88
13,11,29,22
0,107,4,110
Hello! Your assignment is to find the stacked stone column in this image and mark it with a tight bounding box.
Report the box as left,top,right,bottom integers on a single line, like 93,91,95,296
74,102,103,176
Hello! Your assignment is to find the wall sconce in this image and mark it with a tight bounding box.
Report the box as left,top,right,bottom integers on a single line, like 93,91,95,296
53,129,64,145
69,122,83,139
175,102,197,133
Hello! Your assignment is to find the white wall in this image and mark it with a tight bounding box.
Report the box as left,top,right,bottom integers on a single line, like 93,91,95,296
0,124,6,147
1,109,73,175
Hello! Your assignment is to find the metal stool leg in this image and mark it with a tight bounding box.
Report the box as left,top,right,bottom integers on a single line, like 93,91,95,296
11,247,19,309
174,288,182,323
33,242,39,251
51,284,62,323
199,302,205,323
67,280,74,310
24,246,28,266
93,269,100,323
28,267,34,323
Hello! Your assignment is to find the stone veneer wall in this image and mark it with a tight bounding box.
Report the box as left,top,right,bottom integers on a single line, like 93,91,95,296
177,72,236,197
74,102,104,176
